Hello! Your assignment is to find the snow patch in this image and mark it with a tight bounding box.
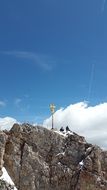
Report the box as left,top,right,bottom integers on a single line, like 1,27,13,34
0,167,17,190
79,160,84,166
54,130,74,137
79,160,84,169
56,152,65,156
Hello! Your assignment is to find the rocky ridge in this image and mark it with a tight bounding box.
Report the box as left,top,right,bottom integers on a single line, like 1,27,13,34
0,123,107,190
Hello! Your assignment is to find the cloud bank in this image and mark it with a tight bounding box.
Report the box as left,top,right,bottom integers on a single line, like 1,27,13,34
43,102,107,149
0,117,17,130
1,102,107,149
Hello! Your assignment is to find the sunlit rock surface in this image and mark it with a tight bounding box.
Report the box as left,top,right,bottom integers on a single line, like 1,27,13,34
0,123,107,190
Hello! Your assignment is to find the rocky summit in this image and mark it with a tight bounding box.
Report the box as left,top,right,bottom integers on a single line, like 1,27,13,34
0,123,107,190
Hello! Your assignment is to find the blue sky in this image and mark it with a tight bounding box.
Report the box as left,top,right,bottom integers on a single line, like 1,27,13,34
0,0,107,123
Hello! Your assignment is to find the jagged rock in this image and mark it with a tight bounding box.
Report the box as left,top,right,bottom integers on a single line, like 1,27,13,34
0,132,7,176
76,146,107,190
0,123,107,190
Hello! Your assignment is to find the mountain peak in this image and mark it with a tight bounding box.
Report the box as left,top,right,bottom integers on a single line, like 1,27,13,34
0,123,107,190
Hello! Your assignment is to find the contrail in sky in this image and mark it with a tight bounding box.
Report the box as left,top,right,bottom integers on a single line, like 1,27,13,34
88,63,95,102
102,0,106,12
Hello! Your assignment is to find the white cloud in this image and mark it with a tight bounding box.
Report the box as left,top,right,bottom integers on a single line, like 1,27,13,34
2,51,54,71
43,102,107,149
0,117,17,130
0,101,6,107
14,98,22,107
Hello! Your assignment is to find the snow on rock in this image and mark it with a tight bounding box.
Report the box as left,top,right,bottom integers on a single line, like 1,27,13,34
79,160,84,169
1,123,107,190
54,130,74,137
0,167,17,190
79,160,84,166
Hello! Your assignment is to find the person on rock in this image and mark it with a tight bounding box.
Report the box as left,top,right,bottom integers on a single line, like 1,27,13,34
60,127,64,132
66,126,71,132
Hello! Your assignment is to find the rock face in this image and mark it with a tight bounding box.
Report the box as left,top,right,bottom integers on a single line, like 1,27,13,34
0,123,107,190
0,132,7,176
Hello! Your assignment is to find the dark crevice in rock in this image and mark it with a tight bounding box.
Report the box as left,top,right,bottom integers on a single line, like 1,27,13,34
20,141,26,166
70,146,97,190
18,141,26,190
46,144,54,186
70,169,81,190
79,145,94,162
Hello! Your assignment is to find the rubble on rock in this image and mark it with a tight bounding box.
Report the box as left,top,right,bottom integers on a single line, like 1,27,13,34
0,123,107,190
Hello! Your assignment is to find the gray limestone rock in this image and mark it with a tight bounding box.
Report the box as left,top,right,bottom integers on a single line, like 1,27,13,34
0,123,107,190
0,132,7,176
